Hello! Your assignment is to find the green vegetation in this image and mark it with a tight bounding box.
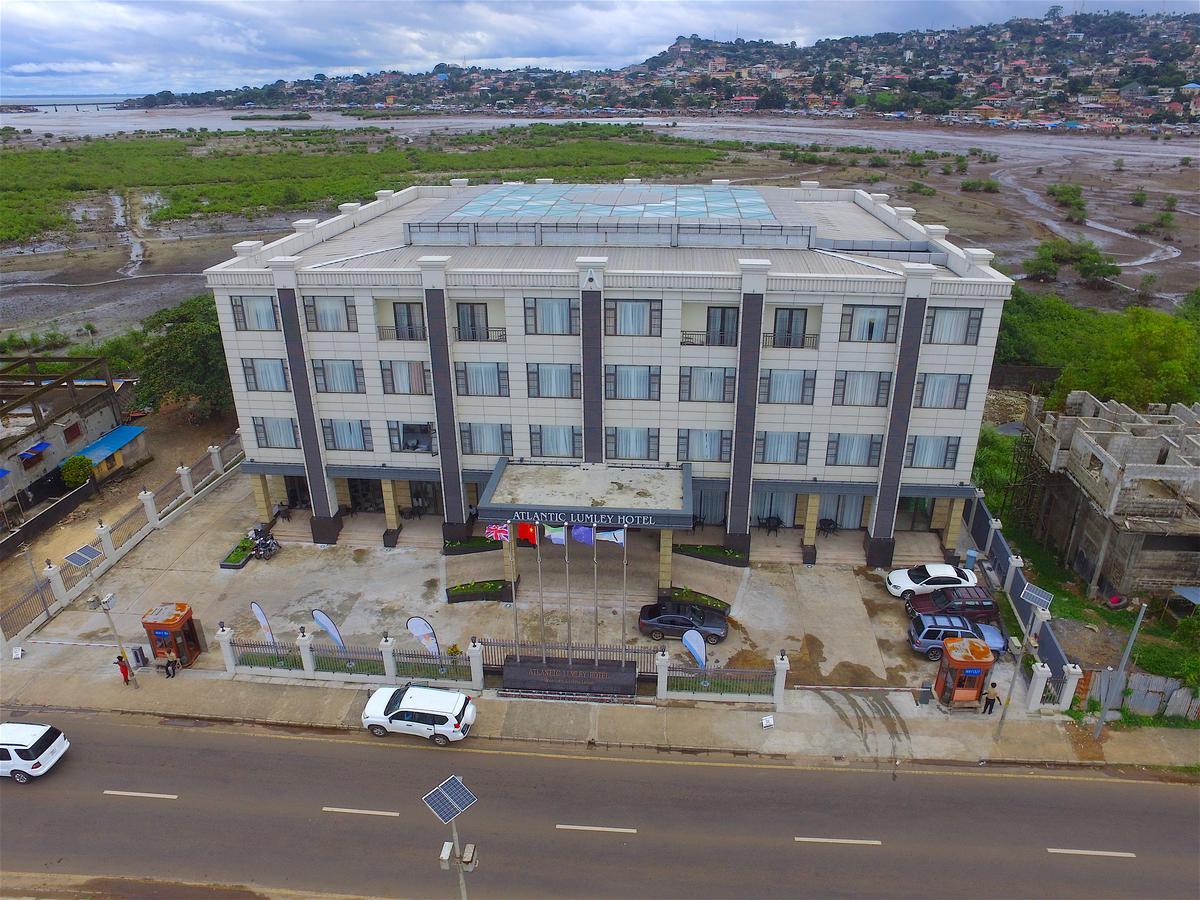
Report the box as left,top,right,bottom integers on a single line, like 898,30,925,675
960,179,999,193
313,653,385,676
136,294,233,417
443,535,501,550
447,579,507,594
235,649,302,669
60,455,94,489
907,180,936,196
1117,710,1200,730
673,543,748,560
971,426,1016,502
671,587,731,613
1130,188,1147,206
0,328,72,353
1046,182,1087,222
1020,237,1118,287
222,537,255,566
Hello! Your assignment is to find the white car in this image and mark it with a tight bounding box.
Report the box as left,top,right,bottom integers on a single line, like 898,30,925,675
362,684,477,746
886,563,978,601
1,722,70,784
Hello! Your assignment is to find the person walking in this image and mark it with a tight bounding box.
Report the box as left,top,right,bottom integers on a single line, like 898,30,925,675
982,682,1001,714
114,655,131,686
165,650,178,678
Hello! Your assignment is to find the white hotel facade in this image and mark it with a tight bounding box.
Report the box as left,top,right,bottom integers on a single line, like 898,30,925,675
205,179,1009,566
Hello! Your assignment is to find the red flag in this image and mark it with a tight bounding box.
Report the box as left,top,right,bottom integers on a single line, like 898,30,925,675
517,522,538,545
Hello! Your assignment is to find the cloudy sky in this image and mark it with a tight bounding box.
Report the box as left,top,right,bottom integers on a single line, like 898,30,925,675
3,0,1195,97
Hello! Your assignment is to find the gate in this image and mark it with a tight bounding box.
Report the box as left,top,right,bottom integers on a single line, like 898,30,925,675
1041,675,1068,706
476,638,659,677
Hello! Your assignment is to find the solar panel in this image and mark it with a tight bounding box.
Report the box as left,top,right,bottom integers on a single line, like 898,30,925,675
1022,583,1054,611
422,776,477,825
65,545,103,567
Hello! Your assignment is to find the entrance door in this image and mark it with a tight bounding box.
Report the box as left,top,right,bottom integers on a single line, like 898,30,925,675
773,308,807,348
895,497,933,531
284,475,311,509
410,481,443,516
348,478,384,513
456,303,488,340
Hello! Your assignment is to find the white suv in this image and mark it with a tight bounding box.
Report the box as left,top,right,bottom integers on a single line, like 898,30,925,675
362,685,477,746
1,722,70,784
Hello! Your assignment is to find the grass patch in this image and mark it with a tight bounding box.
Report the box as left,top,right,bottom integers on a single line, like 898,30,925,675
313,655,385,676
444,536,500,550
673,543,747,560
1117,709,1200,730
447,579,506,594
222,537,254,565
235,650,302,669
994,588,1022,638
670,586,731,614
667,674,772,695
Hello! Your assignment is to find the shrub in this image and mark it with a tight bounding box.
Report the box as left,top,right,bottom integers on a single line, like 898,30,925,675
1130,188,1147,207
907,180,936,196
960,179,999,193
61,455,94,489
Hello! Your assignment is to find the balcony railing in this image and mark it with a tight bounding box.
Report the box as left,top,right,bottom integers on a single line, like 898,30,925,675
377,325,428,341
680,331,738,347
454,326,507,342
762,332,819,350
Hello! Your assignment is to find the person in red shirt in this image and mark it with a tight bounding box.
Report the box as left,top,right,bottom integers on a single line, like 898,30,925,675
114,655,131,685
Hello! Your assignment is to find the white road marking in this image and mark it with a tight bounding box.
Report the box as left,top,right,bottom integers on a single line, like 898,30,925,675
1047,848,1136,858
556,824,638,834
322,806,401,818
794,837,882,846
103,790,178,800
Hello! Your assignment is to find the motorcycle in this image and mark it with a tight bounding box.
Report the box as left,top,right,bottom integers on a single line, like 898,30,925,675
248,525,280,560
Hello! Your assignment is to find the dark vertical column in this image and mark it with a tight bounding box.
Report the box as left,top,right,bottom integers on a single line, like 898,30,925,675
277,286,341,543
580,288,604,463
725,291,764,554
424,287,469,540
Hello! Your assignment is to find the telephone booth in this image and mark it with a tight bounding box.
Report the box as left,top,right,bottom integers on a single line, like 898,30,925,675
935,637,994,708
141,602,202,668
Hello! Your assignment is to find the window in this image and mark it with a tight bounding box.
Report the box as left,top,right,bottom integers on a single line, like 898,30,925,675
312,359,365,393
524,297,580,335
606,427,659,460
924,307,982,345
605,365,660,400
527,363,581,399
387,422,435,453
758,369,815,404
826,433,883,466
605,299,662,336
242,358,289,392
252,416,300,449
459,422,512,456
454,362,509,396
381,360,432,395
390,302,426,340
321,419,372,451
840,305,900,343
530,424,582,458
833,371,892,407
677,429,732,462
63,422,82,443
231,295,278,331
705,306,739,346
754,431,809,464
906,435,961,469
771,308,809,348
456,303,490,340
915,374,971,409
15,727,61,760
303,296,357,332
680,367,735,402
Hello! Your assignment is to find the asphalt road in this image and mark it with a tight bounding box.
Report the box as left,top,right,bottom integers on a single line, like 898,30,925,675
1,709,1197,899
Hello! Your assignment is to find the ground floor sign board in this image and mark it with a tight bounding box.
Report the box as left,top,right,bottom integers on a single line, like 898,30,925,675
502,655,637,696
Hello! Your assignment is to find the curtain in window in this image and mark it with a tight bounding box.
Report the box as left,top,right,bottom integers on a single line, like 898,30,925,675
470,423,503,455
332,419,365,450
819,494,864,529
691,367,726,401
387,360,412,394
616,366,649,399
912,436,948,467
930,309,970,343
690,429,722,461
851,307,888,341
763,431,798,463
264,417,295,448
538,364,572,397
243,297,276,329
324,360,358,392
315,297,349,331
768,370,804,403
536,298,570,334
692,488,727,524
617,301,650,335
837,433,872,465
616,427,648,458
921,374,958,407
465,362,499,395
752,490,796,522
541,425,574,457
255,359,286,391
842,371,878,406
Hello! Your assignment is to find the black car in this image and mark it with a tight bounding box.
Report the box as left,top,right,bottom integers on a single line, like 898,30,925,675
638,601,728,644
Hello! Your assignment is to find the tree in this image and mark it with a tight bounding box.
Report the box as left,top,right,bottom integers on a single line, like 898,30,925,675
1074,245,1120,287
1130,188,1147,206
61,455,94,489
1163,195,1178,211
972,425,1016,502
137,294,233,418
1176,286,1200,326
1022,252,1059,282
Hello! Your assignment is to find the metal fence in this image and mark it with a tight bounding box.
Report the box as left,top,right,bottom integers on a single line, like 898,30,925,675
59,539,105,591
394,649,471,682
667,665,773,696
220,435,244,467
0,580,54,639
230,638,303,670
110,504,149,550
311,641,386,676
477,638,660,676
154,475,183,514
1041,675,1068,706
190,453,215,487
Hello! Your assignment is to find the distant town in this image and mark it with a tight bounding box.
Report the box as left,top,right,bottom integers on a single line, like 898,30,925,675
118,9,1200,133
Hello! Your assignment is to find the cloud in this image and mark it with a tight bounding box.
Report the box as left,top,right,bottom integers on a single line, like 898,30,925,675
8,60,140,75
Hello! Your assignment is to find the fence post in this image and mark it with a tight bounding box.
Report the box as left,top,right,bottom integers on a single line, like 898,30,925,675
773,650,790,711
1059,663,1083,711
139,489,160,528
655,648,670,700
216,623,237,673
297,630,315,676
1003,556,1024,594
467,637,484,691
95,519,117,560
380,635,397,681
208,444,225,476
177,465,195,499
43,561,69,605
985,517,1003,554
1027,662,1051,712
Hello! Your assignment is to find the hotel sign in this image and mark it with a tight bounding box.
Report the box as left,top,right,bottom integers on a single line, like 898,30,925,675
510,510,659,527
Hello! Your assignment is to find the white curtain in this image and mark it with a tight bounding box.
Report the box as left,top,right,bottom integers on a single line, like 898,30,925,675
691,367,725,401
332,419,365,450
254,359,286,391
842,371,878,406
538,364,572,397
541,425,574,457
263,417,295,448
470,423,502,455
388,360,413,394
323,359,358,392
819,494,865,529
851,307,888,341
921,374,958,408
616,427,648,459
692,488,727,523
617,301,650,335
930,308,970,343
763,431,798,463
752,490,796,522
768,370,804,403
690,429,722,461
315,297,349,331
912,436,948,468
536,298,571,334
616,366,650,399
836,433,872,465
465,362,500,395
243,297,276,330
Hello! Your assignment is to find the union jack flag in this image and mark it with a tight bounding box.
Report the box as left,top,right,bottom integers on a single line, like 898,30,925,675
484,523,510,542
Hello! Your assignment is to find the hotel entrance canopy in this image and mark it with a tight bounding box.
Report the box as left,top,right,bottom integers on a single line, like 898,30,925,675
477,459,692,529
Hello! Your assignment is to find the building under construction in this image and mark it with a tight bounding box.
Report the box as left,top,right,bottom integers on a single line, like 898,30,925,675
1009,391,1200,598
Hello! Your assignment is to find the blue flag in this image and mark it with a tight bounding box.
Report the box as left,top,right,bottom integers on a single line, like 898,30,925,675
681,629,707,668
571,524,594,545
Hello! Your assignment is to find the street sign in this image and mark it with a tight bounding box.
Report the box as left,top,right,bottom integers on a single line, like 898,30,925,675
65,544,102,567
423,776,477,825
1021,583,1053,611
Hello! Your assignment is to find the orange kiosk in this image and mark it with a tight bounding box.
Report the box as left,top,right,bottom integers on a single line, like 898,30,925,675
141,603,202,668
935,636,994,708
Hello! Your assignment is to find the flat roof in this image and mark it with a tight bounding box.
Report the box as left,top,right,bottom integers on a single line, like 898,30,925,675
71,425,144,465
441,183,778,222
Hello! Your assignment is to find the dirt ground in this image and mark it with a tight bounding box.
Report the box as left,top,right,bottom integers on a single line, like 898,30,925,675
984,390,1030,426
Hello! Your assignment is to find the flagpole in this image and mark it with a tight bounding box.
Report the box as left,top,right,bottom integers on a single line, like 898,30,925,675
509,521,519,663
621,528,628,666
593,526,599,667
537,524,546,664
565,521,572,664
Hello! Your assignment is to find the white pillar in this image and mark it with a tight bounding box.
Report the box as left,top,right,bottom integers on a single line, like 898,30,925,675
96,520,116,559
1003,556,1024,595
773,651,791,711
139,489,160,528
656,648,670,700
1059,663,1083,711
1027,662,1051,712
297,631,315,676
984,518,1003,554
208,444,224,476
467,638,484,691
177,465,195,498
380,636,397,681
216,624,237,673
43,562,69,604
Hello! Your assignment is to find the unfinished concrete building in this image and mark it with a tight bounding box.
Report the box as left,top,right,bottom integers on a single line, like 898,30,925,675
1019,391,1200,597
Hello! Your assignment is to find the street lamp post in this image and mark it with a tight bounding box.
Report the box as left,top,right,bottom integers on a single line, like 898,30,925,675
88,592,138,690
994,605,1050,741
